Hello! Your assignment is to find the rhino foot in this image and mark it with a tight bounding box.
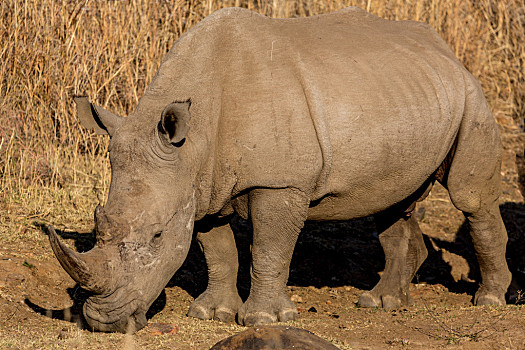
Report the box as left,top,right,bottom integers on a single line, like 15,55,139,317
474,290,506,306
357,291,411,309
187,289,242,322
237,294,298,326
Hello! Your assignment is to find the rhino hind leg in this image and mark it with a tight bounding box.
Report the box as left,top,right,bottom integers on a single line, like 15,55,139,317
358,210,428,308
464,203,510,305
188,222,242,322
237,188,309,326
445,168,511,305
442,95,511,305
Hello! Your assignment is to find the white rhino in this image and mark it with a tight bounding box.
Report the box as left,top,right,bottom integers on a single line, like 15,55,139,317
49,7,511,333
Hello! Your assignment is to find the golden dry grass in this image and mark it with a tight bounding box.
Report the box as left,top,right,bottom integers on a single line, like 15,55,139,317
0,0,523,239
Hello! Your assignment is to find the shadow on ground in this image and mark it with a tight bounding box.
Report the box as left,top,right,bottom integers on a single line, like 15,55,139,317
32,200,524,327
25,285,90,329
170,202,525,305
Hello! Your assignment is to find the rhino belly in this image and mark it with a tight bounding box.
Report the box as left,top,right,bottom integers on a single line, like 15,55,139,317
306,102,459,220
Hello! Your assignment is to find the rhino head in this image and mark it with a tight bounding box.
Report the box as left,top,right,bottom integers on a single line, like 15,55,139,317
50,97,197,333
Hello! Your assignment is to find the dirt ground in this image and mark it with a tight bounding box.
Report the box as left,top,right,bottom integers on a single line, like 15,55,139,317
0,131,524,349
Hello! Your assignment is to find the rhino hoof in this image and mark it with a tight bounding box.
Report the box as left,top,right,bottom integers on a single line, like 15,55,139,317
357,292,381,308
475,293,505,306
188,304,238,323
187,304,212,320
241,311,278,326
188,290,242,322
213,307,237,323
358,292,405,308
381,295,402,309
278,308,298,322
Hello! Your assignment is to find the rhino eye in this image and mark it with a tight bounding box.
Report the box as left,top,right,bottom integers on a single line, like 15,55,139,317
153,231,163,240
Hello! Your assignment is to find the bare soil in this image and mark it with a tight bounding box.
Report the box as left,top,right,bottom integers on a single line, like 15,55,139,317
0,131,523,349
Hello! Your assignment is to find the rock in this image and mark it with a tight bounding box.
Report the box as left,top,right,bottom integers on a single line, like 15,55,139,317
147,323,177,335
210,326,340,350
290,294,303,303
57,328,70,340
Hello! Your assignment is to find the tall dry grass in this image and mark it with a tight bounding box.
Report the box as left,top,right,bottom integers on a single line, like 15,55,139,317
0,0,524,240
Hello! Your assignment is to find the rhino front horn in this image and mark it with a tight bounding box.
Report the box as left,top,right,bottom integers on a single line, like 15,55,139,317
48,225,109,294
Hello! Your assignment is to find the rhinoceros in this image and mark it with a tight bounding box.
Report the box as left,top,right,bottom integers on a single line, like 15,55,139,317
49,7,511,333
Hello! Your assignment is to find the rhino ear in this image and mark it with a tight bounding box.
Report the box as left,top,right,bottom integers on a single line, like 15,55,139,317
160,100,191,145
74,96,123,136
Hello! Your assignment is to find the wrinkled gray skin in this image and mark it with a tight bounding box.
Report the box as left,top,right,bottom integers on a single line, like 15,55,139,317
50,7,511,333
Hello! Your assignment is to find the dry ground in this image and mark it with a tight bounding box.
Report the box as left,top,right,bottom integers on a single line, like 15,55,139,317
1,0,524,349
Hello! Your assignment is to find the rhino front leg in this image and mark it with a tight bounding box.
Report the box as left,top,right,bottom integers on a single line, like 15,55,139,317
188,221,242,322
238,188,309,326
358,210,427,308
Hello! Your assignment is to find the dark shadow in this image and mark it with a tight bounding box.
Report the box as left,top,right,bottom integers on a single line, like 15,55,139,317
416,223,479,296
289,217,382,290
501,201,525,303
33,221,96,252
25,282,167,327
36,200,523,326
167,215,253,300
230,215,253,300
24,284,90,329
406,201,525,303
166,236,208,299
170,201,524,306
169,214,384,299
146,289,167,319
516,149,525,196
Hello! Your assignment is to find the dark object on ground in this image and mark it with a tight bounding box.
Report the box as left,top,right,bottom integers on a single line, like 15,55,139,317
209,325,340,350
147,323,177,335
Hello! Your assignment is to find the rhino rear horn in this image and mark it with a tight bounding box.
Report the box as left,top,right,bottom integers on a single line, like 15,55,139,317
74,96,123,136
48,225,110,294
160,100,191,144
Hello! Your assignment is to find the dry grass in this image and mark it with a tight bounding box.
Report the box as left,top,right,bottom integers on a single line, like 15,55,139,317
0,0,524,242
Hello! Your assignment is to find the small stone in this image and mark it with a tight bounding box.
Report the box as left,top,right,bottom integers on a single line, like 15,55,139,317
57,328,69,340
148,323,177,335
291,294,303,303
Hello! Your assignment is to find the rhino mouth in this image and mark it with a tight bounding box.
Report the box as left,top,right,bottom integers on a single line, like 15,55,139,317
47,225,149,333
83,288,147,333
